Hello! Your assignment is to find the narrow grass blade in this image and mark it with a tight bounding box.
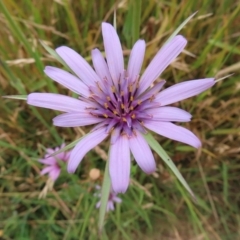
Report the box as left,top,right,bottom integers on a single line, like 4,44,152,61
39,40,72,72
131,0,141,44
3,94,61,142
2,95,27,100
215,73,234,82
0,59,26,94
211,128,240,135
165,12,197,45
98,156,111,232
113,5,117,30
123,0,141,47
144,132,196,202
209,39,240,55
0,1,43,70
222,163,228,203
49,135,87,157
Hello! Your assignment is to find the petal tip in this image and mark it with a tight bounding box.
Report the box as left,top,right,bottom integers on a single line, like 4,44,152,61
175,35,187,44
67,165,75,174
196,142,202,149
111,177,129,194
91,48,99,54
26,93,34,103
193,139,202,149
160,80,167,85
44,66,55,75
112,186,127,194
144,167,156,174
44,66,51,71
55,45,68,54
102,22,113,28
137,39,146,45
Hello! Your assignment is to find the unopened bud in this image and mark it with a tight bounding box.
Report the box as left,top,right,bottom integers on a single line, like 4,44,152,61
89,168,100,180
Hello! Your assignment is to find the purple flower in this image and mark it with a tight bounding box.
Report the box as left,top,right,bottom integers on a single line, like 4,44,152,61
39,143,71,181
28,22,215,193
95,185,122,212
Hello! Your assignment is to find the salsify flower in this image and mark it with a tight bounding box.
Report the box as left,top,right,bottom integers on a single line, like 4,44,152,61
28,22,215,193
39,143,71,181
95,185,122,212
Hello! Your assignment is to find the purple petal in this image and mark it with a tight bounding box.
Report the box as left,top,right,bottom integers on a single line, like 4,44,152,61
107,201,114,211
129,131,156,173
46,148,55,155
68,128,108,173
110,126,122,144
40,166,53,175
53,112,104,127
39,157,56,165
105,119,119,134
95,185,101,190
49,168,61,181
44,66,89,97
56,152,65,161
102,22,124,85
27,93,90,112
112,196,122,203
155,78,215,106
138,35,187,95
96,201,101,209
127,40,145,82
109,135,130,193
90,120,110,132
146,107,192,122
60,143,66,149
91,49,112,83
62,151,71,161
56,46,100,86
144,121,201,148
138,80,166,102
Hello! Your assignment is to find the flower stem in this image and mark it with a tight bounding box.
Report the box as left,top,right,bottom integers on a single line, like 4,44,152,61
98,156,111,232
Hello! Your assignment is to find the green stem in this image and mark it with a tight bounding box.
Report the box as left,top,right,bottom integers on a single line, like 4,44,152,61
98,157,111,232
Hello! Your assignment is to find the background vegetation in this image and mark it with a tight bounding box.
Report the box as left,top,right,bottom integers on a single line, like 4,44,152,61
0,0,240,239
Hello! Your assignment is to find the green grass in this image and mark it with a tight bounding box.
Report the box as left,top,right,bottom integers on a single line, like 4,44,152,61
1,0,240,239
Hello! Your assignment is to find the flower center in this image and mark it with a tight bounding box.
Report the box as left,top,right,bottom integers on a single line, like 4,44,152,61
86,73,156,136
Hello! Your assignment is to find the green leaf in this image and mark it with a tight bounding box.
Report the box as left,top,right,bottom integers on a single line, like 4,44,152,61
39,40,72,72
164,12,197,45
49,135,87,157
123,0,142,47
211,128,240,135
2,95,27,100
208,39,240,55
98,156,111,232
131,0,141,45
144,132,196,202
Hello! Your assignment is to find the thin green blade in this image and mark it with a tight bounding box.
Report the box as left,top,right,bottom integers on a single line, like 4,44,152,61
113,5,117,30
39,40,72,72
98,156,111,232
49,135,86,157
144,132,196,202
2,95,27,100
165,12,197,45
